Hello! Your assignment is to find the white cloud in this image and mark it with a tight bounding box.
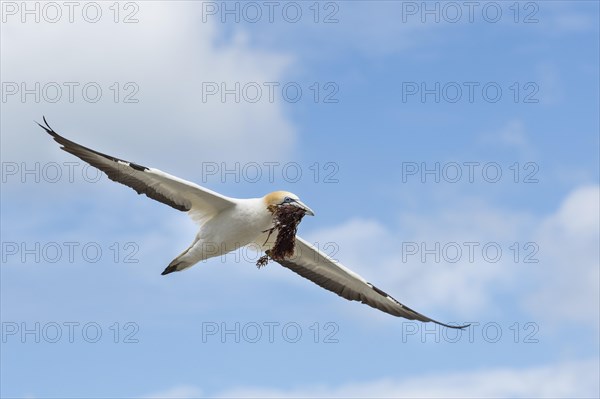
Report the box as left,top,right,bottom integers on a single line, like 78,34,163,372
147,358,599,398
314,2,445,57
541,185,599,236
298,185,598,329
142,385,203,399
481,119,531,155
2,2,297,174
526,185,600,327
303,200,535,320
497,120,528,149
536,63,564,106
543,3,599,34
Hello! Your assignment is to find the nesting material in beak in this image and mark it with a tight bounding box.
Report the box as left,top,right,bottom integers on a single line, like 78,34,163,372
257,204,308,268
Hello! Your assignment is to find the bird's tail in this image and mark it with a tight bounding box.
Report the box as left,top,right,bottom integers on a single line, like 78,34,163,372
161,239,199,275
161,254,195,275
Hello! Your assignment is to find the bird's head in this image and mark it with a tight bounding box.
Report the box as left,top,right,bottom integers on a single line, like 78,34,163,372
263,191,315,216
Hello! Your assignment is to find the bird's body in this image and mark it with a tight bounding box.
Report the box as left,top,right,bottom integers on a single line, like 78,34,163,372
38,117,468,329
165,197,276,274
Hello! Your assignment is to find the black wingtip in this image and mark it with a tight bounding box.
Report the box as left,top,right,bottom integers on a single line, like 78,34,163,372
161,265,178,275
35,119,48,132
432,321,471,330
36,115,56,136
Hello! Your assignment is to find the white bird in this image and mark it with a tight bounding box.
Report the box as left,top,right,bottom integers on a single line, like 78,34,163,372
39,117,467,329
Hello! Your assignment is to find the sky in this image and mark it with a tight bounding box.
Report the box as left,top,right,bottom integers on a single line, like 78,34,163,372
1,1,599,398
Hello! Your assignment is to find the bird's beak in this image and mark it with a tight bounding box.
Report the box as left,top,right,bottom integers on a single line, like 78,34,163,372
292,199,315,216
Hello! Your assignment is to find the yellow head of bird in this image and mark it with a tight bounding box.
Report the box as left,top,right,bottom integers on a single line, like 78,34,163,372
263,191,315,216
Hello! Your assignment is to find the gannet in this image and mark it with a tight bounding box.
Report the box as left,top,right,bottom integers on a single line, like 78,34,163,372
38,117,467,329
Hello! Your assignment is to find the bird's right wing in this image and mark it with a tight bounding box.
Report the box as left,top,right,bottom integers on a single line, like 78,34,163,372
38,117,236,222
275,236,468,329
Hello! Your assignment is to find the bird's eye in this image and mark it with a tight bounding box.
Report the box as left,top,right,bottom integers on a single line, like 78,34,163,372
282,196,293,204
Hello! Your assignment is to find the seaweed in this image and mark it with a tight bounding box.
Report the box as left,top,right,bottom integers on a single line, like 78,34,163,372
256,204,307,268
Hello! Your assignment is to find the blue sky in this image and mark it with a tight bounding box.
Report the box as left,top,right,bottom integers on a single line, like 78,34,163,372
1,1,599,398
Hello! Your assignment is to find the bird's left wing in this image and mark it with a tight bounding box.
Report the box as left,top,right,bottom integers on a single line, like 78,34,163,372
38,117,236,220
276,236,468,329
